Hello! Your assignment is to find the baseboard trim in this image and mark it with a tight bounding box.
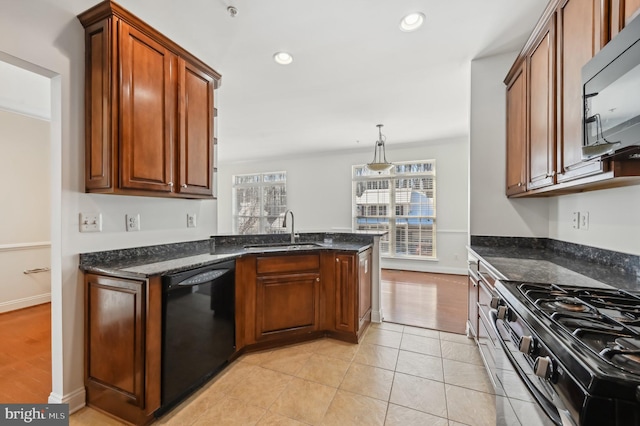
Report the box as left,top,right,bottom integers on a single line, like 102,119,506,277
371,308,383,323
49,387,86,414
380,262,467,276
0,293,51,313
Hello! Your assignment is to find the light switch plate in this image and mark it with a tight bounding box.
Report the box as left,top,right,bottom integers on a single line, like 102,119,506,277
187,213,197,228
80,213,102,232
572,212,580,229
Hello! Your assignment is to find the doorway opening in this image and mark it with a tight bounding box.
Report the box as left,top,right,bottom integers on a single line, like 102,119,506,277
0,52,62,405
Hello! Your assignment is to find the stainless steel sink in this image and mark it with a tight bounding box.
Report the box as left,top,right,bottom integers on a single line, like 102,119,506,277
243,242,323,252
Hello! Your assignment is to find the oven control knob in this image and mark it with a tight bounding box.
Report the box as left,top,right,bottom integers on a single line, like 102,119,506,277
519,335,534,354
497,305,508,320
490,297,500,309
534,356,553,379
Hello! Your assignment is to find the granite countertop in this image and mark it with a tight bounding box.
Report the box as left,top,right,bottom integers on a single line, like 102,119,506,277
79,232,378,280
468,237,640,291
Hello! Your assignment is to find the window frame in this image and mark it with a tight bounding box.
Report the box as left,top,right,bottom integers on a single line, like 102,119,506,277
352,160,436,259
232,171,287,235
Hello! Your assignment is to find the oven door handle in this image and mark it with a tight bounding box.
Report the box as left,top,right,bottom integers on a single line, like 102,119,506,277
489,309,563,426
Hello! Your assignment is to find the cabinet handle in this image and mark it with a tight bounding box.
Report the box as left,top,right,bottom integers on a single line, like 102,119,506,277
517,182,522,187
316,277,320,282
336,258,339,262
167,182,174,187
181,184,187,188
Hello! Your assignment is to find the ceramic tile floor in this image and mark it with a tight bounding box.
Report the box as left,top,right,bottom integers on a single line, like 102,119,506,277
70,322,496,426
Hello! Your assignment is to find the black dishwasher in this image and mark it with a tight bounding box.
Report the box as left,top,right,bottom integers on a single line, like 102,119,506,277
159,259,235,414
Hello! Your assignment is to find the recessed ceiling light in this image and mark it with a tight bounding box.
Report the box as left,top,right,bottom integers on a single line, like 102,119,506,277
273,52,293,65
399,12,425,32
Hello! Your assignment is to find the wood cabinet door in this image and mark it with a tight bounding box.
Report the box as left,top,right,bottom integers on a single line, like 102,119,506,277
84,18,114,191
334,254,356,333
612,0,640,38
177,58,215,197
119,21,177,192
527,16,556,190
255,272,320,341
556,0,606,183
506,63,528,196
85,274,145,407
357,250,372,331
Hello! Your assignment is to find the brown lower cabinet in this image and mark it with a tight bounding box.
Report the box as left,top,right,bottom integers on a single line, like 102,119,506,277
236,249,373,351
84,273,161,426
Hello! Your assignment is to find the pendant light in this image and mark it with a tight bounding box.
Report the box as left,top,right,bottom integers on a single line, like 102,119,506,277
366,124,394,172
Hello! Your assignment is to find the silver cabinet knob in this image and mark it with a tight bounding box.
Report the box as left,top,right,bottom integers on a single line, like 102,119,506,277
336,258,339,262
497,305,508,320
490,297,500,309
519,335,534,354
168,182,174,187
533,356,553,379
316,277,320,282
181,184,187,188
517,182,522,187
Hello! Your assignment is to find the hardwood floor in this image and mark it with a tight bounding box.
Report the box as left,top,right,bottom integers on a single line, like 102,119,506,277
381,269,467,334
0,303,51,403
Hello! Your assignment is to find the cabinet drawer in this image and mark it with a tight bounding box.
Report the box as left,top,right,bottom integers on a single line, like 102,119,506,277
256,254,320,274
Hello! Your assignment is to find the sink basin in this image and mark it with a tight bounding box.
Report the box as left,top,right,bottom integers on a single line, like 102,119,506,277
243,242,323,252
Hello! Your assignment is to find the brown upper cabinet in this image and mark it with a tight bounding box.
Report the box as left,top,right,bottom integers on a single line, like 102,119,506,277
505,63,528,196
556,0,606,183
527,15,556,191
611,0,640,37
505,0,640,197
78,1,220,199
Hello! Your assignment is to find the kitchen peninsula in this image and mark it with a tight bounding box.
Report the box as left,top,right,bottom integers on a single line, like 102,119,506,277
79,231,383,425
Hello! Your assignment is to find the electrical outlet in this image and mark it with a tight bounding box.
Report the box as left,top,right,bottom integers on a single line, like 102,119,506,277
126,213,141,232
79,213,102,232
580,211,589,230
187,213,197,228
572,212,580,229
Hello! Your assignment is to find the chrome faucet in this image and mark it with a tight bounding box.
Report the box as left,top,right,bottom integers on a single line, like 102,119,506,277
282,210,296,243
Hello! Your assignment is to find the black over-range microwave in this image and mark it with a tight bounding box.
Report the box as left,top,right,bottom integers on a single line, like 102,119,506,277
582,13,640,160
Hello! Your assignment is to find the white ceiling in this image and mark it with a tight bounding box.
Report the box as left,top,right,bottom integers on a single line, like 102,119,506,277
67,0,547,162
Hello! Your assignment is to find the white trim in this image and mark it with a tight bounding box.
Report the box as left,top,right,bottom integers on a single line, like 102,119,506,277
0,241,51,252
381,258,467,275
436,229,468,234
371,308,383,323
0,293,51,313
0,104,50,121
48,387,86,414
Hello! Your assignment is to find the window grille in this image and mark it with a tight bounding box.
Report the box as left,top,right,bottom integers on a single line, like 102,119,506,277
232,172,287,234
352,161,436,258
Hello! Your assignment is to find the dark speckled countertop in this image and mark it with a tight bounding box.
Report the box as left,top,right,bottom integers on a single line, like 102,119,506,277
469,236,640,290
79,232,382,280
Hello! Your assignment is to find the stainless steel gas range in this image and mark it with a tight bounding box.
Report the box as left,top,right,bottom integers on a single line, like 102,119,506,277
490,280,640,426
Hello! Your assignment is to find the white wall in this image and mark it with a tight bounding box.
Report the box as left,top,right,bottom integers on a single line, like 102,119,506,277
0,109,52,312
218,137,470,274
0,109,51,243
0,0,218,410
549,186,640,255
469,52,550,238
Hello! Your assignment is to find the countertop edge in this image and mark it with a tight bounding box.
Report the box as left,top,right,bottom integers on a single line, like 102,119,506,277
79,243,374,279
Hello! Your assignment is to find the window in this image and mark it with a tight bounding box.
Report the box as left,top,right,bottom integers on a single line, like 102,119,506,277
232,172,287,234
352,161,436,258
